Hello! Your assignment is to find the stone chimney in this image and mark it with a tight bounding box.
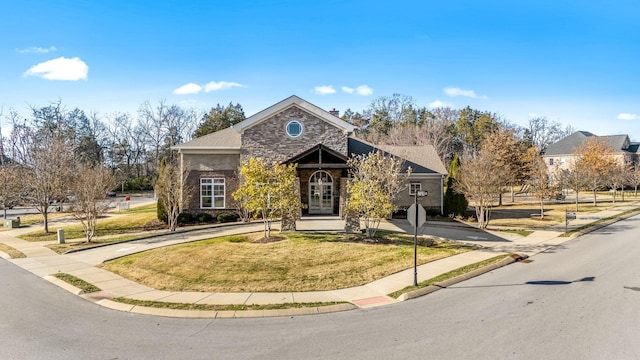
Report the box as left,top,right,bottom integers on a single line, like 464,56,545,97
329,108,339,117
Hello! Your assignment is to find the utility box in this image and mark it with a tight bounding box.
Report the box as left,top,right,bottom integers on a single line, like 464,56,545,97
3,218,20,228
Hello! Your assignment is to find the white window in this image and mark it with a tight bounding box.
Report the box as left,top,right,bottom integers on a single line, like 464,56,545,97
560,158,566,165
409,182,422,195
201,178,225,208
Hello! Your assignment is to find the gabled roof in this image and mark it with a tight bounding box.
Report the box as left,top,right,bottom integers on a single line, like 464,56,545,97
348,137,447,175
232,95,356,133
543,131,636,156
173,126,241,151
543,131,594,156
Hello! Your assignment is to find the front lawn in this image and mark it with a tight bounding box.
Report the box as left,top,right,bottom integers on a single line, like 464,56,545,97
100,232,476,292
18,211,161,242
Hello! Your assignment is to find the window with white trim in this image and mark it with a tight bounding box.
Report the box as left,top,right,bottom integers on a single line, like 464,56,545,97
201,178,225,208
409,182,422,195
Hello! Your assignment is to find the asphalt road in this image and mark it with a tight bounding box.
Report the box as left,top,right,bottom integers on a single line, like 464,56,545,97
1,215,640,359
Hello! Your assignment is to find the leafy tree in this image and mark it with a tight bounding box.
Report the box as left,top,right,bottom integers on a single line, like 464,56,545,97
455,107,500,156
480,129,521,205
454,150,503,229
444,154,468,217
68,162,117,242
156,156,193,231
233,158,300,239
193,102,245,138
346,151,409,237
574,137,618,206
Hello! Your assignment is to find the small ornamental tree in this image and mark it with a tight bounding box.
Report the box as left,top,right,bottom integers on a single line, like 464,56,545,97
574,137,618,207
233,158,300,239
455,150,502,229
68,162,117,243
524,149,554,218
156,157,192,231
346,151,409,237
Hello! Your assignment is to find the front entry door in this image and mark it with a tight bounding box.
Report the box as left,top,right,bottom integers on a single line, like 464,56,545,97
309,171,333,214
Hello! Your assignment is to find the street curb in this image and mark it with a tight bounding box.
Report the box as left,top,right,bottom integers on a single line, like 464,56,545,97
93,298,357,318
0,250,11,259
397,254,526,302
43,275,85,296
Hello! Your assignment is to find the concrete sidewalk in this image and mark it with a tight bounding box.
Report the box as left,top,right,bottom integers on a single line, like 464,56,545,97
1,201,639,318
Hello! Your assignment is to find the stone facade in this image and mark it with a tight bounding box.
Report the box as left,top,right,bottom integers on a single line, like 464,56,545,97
298,168,346,215
241,107,348,163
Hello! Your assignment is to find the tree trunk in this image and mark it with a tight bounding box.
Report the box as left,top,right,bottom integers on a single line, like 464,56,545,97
540,200,544,219
593,189,597,207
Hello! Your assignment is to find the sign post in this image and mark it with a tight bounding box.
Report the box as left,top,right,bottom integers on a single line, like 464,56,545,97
407,190,427,286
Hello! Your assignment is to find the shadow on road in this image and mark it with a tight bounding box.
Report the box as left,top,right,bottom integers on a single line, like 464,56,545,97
446,276,596,289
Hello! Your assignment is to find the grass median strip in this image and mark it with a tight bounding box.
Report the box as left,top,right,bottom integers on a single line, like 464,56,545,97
388,254,512,298
0,243,26,258
111,298,348,311
53,273,101,293
560,207,640,237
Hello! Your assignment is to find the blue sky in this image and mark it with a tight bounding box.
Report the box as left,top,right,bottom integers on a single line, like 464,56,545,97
2,0,640,139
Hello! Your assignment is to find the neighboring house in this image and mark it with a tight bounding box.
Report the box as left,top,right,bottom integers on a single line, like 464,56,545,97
173,95,447,219
542,131,640,173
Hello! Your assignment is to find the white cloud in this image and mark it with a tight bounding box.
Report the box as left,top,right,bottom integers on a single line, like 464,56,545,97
444,87,487,99
17,46,57,54
204,81,246,92
341,86,354,94
314,85,336,95
617,113,639,121
356,85,373,96
24,56,88,81
173,83,203,95
428,100,451,108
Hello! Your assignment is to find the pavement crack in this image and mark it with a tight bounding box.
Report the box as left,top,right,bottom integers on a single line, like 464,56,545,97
189,319,215,337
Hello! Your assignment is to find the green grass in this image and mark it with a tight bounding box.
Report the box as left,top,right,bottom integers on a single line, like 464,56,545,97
388,254,512,298
101,231,476,292
19,212,161,242
53,273,101,293
111,297,348,311
0,243,26,258
498,229,533,237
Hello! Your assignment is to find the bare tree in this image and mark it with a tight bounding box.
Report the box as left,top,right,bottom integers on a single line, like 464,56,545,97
0,165,25,219
524,149,554,218
156,156,193,232
23,136,75,233
68,163,117,242
524,117,575,152
627,163,640,198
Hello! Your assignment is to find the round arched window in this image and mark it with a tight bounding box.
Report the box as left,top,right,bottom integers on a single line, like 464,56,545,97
286,120,303,138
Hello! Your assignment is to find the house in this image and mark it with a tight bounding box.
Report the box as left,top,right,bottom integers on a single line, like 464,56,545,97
542,131,640,172
173,95,447,220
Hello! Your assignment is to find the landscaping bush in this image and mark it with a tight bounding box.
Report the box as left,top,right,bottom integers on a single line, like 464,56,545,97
217,212,239,223
196,213,213,223
157,200,168,223
177,213,194,224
